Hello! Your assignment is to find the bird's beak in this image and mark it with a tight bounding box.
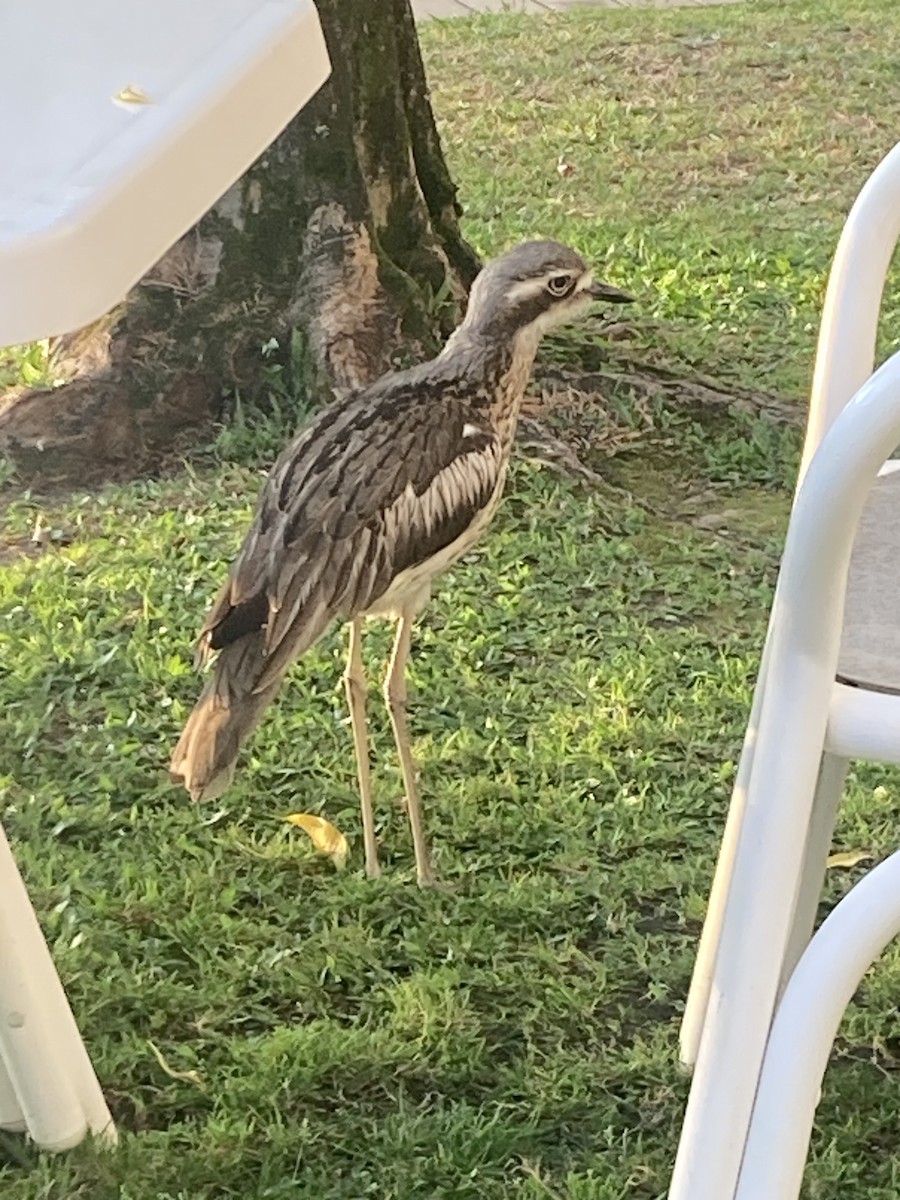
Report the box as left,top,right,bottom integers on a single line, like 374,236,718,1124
588,280,634,304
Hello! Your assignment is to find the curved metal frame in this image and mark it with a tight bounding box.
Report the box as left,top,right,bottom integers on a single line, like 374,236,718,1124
736,847,900,1199
671,140,900,1200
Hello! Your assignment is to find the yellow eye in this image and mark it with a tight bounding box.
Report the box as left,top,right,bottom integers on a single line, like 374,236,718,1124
546,274,572,297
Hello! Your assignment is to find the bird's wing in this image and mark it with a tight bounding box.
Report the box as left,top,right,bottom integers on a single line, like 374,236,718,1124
198,381,504,688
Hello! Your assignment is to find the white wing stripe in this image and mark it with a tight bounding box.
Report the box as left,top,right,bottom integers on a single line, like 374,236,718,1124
384,435,502,547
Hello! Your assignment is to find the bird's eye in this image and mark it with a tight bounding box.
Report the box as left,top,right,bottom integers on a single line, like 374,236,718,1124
546,274,572,297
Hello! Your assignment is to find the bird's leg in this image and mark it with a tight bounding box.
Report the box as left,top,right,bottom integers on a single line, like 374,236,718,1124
384,609,435,887
344,618,380,880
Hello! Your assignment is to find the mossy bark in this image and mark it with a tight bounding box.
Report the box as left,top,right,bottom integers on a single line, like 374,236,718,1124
0,0,480,485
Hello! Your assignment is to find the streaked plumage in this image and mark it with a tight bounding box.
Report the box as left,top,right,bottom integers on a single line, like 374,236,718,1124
170,240,632,883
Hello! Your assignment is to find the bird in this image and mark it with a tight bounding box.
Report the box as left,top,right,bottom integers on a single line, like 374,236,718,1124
169,240,633,885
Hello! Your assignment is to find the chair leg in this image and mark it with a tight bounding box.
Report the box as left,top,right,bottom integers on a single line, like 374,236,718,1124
680,649,771,1070
736,847,900,1200
0,825,115,1150
779,752,849,995
669,655,833,1200
0,1060,25,1131
679,645,850,1069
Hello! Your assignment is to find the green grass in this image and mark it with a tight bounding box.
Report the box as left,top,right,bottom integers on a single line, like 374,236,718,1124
4,1,900,1197
426,0,900,394
1,460,776,1200
0,340,54,392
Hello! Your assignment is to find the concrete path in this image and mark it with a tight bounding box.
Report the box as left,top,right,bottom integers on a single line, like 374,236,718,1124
414,0,744,18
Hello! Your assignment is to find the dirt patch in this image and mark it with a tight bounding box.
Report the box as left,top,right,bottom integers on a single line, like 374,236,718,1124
0,533,43,566
515,331,801,491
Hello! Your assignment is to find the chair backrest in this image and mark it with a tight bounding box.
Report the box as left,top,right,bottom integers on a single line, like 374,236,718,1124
802,141,900,482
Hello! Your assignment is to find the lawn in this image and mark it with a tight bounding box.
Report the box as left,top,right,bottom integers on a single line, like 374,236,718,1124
3,1,900,1197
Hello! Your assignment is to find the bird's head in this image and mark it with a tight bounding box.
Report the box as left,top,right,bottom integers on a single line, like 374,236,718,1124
459,240,633,348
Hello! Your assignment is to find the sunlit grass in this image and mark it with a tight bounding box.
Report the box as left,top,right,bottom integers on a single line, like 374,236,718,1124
4,2,900,1197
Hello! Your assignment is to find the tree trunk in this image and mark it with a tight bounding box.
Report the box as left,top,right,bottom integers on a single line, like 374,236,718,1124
0,0,480,485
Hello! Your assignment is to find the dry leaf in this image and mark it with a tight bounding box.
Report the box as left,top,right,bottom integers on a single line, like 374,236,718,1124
826,849,872,870
148,1040,204,1088
285,813,348,869
114,84,153,106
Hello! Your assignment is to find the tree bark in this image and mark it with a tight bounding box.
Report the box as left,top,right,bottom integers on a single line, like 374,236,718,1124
0,0,480,485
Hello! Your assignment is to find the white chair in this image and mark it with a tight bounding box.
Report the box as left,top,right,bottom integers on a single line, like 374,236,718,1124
0,0,329,1151
669,139,900,1200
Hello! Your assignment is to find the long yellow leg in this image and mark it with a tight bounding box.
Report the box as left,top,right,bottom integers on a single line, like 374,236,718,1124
384,609,435,887
344,619,380,879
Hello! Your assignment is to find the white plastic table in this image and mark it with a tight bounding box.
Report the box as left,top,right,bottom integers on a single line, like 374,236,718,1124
0,0,330,345
0,0,329,1150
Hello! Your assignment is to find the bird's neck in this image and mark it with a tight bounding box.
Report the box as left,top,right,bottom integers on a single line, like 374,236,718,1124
439,323,540,384
439,323,540,445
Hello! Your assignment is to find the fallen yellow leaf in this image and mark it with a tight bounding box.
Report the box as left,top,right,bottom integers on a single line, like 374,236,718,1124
285,813,348,870
147,1040,204,1089
826,849,872,870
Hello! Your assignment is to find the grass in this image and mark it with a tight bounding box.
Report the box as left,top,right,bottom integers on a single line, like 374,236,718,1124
1,458,784,1200
4,1,900,1197
426,0,900,394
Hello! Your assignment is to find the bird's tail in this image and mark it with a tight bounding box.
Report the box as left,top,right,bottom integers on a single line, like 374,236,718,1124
169,631,284,802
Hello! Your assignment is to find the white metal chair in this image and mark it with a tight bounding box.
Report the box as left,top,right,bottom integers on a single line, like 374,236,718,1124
669,139,900,1199
0,0,329,1151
